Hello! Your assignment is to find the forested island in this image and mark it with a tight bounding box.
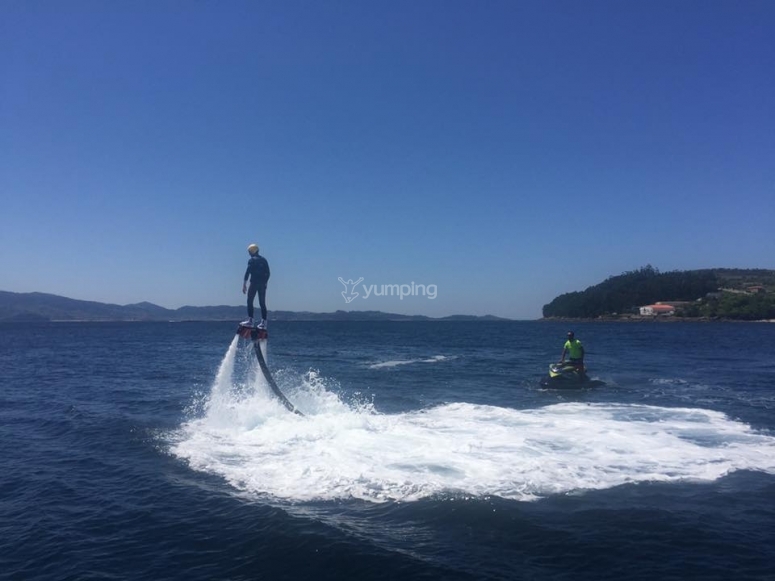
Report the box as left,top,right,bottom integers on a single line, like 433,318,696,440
542,266,775,321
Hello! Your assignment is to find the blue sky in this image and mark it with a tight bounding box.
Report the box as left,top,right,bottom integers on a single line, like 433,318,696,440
1,1,773,319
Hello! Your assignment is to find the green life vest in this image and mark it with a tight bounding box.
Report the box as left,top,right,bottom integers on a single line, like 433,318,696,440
564,339,583,359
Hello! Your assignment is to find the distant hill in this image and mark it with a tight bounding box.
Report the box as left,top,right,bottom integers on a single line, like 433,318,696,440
0,291,509,323
542,266,775,320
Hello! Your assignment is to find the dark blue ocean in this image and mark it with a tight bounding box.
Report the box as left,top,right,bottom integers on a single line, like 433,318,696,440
2,321,774,580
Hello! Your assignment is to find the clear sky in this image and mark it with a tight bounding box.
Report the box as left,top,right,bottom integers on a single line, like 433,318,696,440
1,1,773,319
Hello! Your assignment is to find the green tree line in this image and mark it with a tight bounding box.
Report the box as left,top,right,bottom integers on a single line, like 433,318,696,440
541,266,775,319
680,292,775,320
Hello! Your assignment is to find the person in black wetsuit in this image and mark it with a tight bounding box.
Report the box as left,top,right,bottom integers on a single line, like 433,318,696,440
241,244,270,329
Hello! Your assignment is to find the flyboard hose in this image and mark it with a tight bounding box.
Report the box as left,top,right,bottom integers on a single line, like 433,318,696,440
237,325,304,416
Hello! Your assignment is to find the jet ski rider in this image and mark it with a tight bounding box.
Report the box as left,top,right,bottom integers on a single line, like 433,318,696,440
560,331,585,374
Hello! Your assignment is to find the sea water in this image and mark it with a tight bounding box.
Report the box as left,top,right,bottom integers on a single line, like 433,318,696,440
2,321,774,580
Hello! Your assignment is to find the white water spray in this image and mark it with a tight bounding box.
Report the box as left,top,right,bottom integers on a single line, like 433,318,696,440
174,342,775,504
173,337,775,503
212,336,239,397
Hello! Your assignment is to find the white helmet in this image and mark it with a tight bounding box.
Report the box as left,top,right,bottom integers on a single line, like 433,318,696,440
247,243,259,255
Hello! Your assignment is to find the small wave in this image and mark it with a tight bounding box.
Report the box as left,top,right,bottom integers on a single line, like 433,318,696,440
369,355,454,369
650,378,690,386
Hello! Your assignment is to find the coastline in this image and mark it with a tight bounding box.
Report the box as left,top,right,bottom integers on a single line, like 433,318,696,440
541,316,775,323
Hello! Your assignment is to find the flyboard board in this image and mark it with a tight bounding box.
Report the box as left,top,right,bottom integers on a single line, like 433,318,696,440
236,323,304,416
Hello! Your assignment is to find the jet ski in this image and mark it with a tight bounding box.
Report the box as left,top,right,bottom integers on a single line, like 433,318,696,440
539,362,603,388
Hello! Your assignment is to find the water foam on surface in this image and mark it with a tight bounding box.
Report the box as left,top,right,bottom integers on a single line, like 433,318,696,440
175,400,775,503
172,342,775,503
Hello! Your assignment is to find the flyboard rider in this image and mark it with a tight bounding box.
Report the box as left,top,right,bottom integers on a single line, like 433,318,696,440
241,243,270,329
